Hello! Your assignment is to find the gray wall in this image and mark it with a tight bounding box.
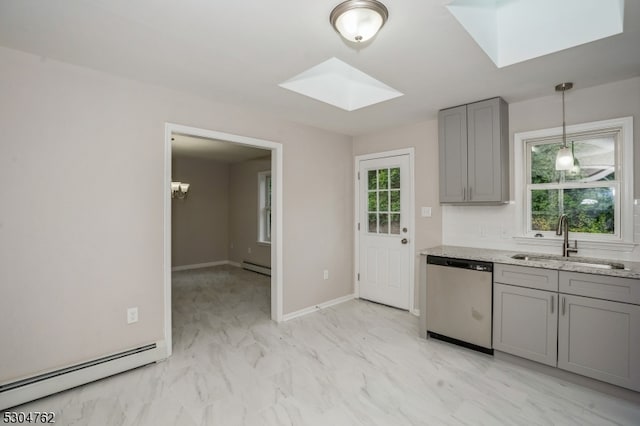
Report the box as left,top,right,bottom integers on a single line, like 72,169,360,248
171,156,229,267
228,157,272,267
0,46,353,384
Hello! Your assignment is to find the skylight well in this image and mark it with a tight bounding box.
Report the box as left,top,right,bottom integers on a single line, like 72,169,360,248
447,0,625,68
279,57,403,111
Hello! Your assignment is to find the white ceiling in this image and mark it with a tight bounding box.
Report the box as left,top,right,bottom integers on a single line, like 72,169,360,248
0,0,638,136
172,134,269,163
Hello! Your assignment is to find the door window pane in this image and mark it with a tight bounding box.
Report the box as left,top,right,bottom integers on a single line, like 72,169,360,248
368,213,377,233
379,213,389,234
378,169,388,189
390,214,401,235
368,170,377,190
390,167,400,189
390,190,400,212
368,192,377,212
379,190,389,211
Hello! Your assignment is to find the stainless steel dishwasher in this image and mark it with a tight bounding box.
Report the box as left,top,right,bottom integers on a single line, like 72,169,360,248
426,255,493,354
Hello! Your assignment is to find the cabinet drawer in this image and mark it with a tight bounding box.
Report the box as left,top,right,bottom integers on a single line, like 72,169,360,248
494,264,558,291
560,271,640,305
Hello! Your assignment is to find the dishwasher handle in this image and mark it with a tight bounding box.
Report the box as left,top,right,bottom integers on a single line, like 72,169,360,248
426,255,493,272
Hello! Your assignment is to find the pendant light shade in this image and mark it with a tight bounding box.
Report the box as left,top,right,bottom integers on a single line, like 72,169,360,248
330,0,388,43
554,82,574,171
555,146,574,170
569,141,581,174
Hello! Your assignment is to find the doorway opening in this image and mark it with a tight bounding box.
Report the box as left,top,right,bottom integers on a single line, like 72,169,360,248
163,123,283,357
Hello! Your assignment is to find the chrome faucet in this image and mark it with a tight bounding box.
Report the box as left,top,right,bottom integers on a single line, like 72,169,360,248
556,214,578,257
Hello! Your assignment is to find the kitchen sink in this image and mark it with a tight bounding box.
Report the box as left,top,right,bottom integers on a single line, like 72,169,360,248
511,254,625,270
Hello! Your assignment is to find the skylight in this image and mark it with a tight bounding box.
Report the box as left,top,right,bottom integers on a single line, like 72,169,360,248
447,0,625,68
278,57,403,111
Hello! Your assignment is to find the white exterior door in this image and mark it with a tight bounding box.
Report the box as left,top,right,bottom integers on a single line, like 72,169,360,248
358,154,411,310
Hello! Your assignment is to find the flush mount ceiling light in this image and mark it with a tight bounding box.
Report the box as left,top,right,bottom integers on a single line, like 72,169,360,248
330,0,388,43
555,82,574,171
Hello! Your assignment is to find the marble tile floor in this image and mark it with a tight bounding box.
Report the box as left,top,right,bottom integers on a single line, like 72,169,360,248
9,265,640,425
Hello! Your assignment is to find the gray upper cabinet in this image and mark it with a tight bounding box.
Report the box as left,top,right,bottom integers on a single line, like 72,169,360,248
438,97,509,204
438,105,467,203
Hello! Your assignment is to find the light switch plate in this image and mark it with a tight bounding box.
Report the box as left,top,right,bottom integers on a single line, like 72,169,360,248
421,207,432,217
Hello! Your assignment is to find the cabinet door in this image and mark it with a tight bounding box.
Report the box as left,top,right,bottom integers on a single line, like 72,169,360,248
467,98,508,203
438,105,467,203
558,294,640,391
493,283,558,366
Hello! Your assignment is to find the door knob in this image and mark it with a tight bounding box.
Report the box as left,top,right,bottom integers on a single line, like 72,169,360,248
402,227,408,233
401,238,408,244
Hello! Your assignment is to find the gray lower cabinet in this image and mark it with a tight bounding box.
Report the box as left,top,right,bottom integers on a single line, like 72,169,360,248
494,263,640,392
493,283,558,366
438,97,509,204
558,293,640,391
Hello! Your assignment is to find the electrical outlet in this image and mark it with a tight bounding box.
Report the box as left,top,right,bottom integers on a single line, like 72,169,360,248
127,307,138,324
248,247,252,254
323,270,329,280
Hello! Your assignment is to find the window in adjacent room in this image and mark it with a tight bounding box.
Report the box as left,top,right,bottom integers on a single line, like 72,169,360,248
258,171,272,243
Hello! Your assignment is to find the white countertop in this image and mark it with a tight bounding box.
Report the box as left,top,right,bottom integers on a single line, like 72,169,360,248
420,245,640,279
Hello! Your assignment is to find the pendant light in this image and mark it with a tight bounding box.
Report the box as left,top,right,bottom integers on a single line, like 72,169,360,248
569,141,581,175
555,82,574,171
330,0,389,43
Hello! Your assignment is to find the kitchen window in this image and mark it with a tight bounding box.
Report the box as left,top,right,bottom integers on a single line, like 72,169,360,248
258,171,271,244
515,117,634,249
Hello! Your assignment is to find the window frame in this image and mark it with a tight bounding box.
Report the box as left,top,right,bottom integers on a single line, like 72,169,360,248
514,117,634,251
257,171,271,245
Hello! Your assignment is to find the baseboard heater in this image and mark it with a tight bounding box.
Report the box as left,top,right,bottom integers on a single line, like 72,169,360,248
242,261,271,276
0,342,163,410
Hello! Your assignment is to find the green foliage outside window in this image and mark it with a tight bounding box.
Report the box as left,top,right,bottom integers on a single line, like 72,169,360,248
367,167,401,234
529,141,615,234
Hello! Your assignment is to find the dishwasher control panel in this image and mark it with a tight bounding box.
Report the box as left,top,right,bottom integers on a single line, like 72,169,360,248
426,255,493,273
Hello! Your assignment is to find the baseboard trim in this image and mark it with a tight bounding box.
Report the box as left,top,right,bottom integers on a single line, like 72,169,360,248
0,341,167,410
241,261,271,276
172,260,233,271
282,294,355,321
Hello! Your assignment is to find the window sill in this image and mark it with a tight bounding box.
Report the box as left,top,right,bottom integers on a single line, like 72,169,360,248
513,236,636,253
257,241,271,247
